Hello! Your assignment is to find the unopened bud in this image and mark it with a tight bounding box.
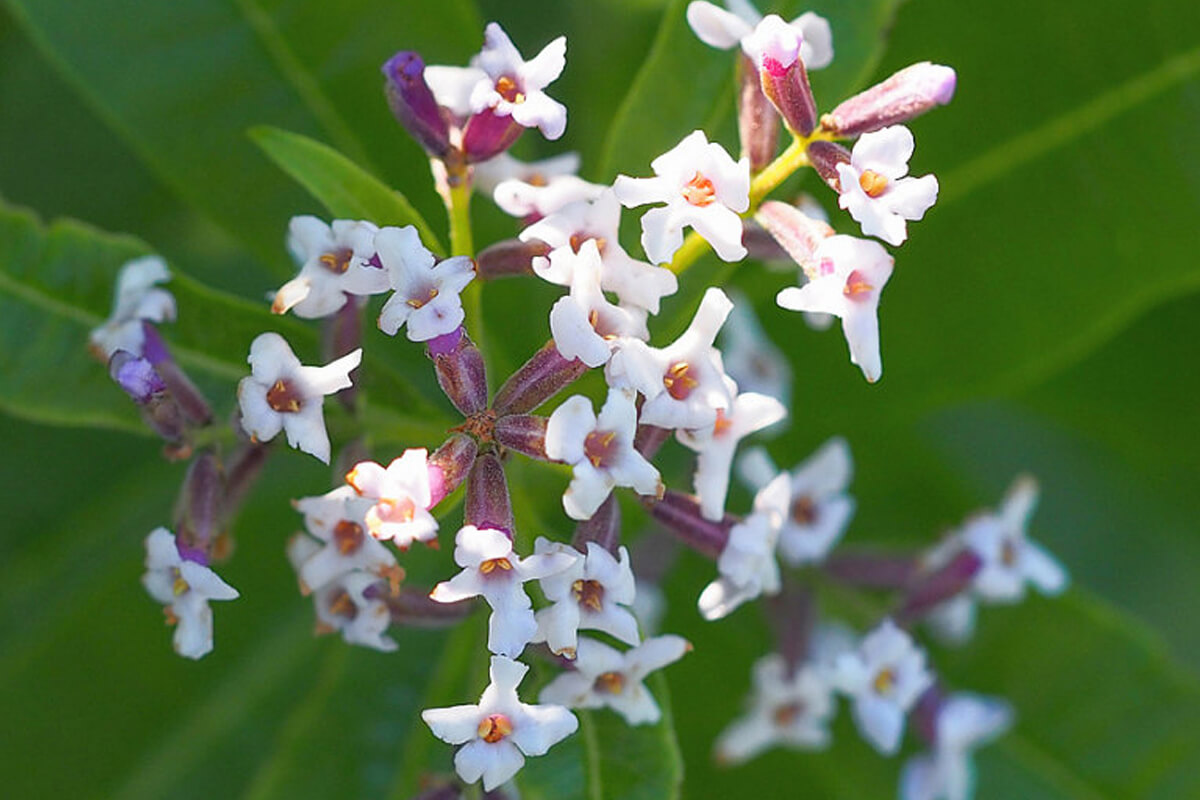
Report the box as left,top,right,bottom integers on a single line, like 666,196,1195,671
175,450,224,554
745,17,818,136
805,140,852,191
428,433,478,506
427,326,488,416
820,62,957,138
110,351,165,404
494,414,549,460
382,51,452,157
896,550,982,625
646,490,733,559
462,108,524,164
141,323,212,425
476,238,549,281
756,200,835,269
491,339,588,416
571,494,621,555
464,452,514,536
737,54,779,173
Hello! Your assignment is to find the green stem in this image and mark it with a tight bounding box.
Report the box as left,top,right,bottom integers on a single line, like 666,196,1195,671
444,171,487,352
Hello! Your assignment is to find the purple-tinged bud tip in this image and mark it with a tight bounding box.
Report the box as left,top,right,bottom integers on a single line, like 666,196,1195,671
382,51,453,157
428,326,488,416
759,55,817,137
476,238,548,281
464,452,514,536
176,450,225,552
428,433,478,506
110,351,166,403
821,62,957,138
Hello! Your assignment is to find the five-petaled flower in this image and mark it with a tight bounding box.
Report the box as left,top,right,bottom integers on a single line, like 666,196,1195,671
376,225,476,342
272,217,389,318
423,656,578,791
686,1,834,70
142,527,239,660
469,22,568,140
237,332,361,464
291,485,400,593
345,449,439,547
900,693,1013,800
836,125,939,246
532,538,642,658
89,255,176,359
614,130,750,264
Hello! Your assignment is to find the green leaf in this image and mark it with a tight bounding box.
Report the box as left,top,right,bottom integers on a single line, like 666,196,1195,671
250,126,445,256
0,198,451,440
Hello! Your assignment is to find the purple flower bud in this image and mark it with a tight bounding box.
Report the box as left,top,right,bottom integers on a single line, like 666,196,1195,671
820,62,957,138
646,490,733,560
428,433,479,505
427,326,488,416
804,140,852,191
491,339,587,416
382,51,452,157
756,200,835,267
140,322,212,425
464,452,514,536
896,550,983,625
109,351,166,403
760,54,818,137
140,321,172,366
738,54,780,173
494,413,549,460
176,450,224,553
824,551,918,589
462,108,524,163
476,238,549,281
571,494,621,555
380,586,477,627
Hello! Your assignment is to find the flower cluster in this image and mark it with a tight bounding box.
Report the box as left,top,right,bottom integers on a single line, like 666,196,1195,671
87,6,1065,799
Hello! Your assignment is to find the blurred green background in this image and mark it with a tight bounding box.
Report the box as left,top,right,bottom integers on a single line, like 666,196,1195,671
2,0,1198,797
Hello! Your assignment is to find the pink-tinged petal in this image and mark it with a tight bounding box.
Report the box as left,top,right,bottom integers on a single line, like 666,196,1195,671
477,22,525,77
851,126,915,178
510,703,578,756
545,394,596,463
742,14,801,71
886,174,939,220
423,703,482,745
431,570,484,604
520,35,567,91
686,1,752,48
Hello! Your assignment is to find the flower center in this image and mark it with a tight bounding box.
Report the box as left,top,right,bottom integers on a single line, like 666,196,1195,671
772,702,804,727
406,286,440,309
584,429,619,468
594,671,625,695
1001,538,1018,567
791,495,818,525
572,579,606,612
377,497,416,524
872,667,897,696
478,713,514,743
170,567,189,596
480,557,514,575
858,169,889,198
527,172,549,187
663,361,700,400
586,309,622,341
681,172,717,207
333,519,365,555
495,76,526,104
266,378,303,413
328,589,357,620
842,270,874,299
319,247,354,274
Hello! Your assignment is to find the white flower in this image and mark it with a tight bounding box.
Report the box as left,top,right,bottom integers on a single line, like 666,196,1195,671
312,571,398,652
430,526,576,657
698,473,789,620
964,476,1067,602
89,255,175,359
521,190,678,313
423,656,578,791
544,240,650,368
678,379,787,521
539,635,689,725
832,619,933,755
776,234,894,382
345,449,439,547
719,291,792,407
272,217,389,318
469,22,568,140
376,226,475,342
291,485,399,592
142,527,239,660
836,125,938,246
237,333,361,463
613,130,750,264
901,694,1013,800
715,655,835,764
686,1,833,69
532,539,641,658
761,437,856,566
475,151,581,195
479,152,607,219
607,287,734,430
545,387,663,520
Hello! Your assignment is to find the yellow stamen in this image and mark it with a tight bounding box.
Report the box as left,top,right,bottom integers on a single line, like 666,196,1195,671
478,713,514,742
681,172,717,207
480,557,514,575
858,169,889,198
